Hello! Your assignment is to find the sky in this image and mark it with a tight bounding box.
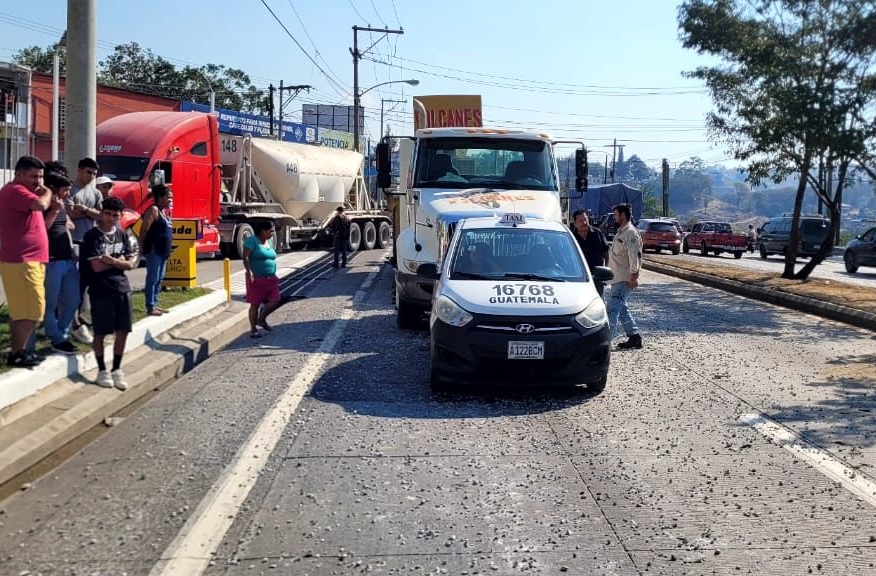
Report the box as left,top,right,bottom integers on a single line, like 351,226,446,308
0,0,734,170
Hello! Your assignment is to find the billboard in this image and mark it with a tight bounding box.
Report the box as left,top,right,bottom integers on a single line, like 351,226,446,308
180,101,316,144
302,104,364,135
412,95,483,129
318,129,356,150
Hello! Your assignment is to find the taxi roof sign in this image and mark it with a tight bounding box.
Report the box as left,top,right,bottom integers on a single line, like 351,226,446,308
499,213,526,226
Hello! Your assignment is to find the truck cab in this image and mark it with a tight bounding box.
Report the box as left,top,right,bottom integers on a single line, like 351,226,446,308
96,111,222,255
381,127,586,329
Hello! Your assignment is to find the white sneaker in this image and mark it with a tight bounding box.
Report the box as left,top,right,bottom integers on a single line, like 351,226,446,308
72,325,94,344
111,369,129,391
95,370,113,388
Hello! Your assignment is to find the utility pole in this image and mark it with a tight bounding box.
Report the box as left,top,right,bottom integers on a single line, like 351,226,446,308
352,25,404,152
661,158,670,217
604,139,625,183
380,98,406,140
51,31,66,161
268,84,275,136
277,82,311,140
64,0,96,164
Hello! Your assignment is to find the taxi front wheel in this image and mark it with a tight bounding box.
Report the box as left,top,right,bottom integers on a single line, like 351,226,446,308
587,376,607,395
429,365,448,392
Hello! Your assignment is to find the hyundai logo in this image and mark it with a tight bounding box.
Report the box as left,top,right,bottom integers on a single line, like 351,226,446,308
515,323,535,334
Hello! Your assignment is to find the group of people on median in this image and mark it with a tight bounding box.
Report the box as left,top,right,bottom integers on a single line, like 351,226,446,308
571,203,644,350
0,154,175,390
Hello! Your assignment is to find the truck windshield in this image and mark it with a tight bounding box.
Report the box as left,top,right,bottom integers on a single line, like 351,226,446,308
96,156,150,182
415,137,557,191
450,228,586,282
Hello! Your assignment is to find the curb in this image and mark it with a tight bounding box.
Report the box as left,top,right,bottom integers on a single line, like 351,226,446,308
0,290,228,412
642,260,876,333
0,302,249,488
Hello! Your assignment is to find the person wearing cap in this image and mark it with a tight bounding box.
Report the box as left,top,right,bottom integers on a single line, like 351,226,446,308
95,176,114,199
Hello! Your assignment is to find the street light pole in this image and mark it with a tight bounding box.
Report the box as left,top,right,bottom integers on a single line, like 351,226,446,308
352,25,405,152
64,0,96,165
380,98,406,140
51,31,66,161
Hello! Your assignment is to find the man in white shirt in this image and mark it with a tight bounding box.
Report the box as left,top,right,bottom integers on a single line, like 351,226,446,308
607,203,643,349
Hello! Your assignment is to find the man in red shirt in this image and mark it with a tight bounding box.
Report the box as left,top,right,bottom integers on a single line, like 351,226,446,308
0,155,60,368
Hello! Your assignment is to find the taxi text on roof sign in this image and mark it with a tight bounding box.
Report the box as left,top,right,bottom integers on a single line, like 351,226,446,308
499,213,526,225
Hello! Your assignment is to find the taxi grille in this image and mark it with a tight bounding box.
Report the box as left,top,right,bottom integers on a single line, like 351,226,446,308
474,321,574,334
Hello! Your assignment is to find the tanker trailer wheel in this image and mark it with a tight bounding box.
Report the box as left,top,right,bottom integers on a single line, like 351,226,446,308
376,221,391,249
362,221,377,250
347,222,362,252
233,223,254,259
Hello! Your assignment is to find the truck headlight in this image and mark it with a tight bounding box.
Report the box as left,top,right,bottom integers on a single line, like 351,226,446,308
574,297,607,330
434,295,473,327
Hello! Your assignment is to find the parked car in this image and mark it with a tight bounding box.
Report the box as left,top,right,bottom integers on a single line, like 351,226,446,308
636,218,682,254
758,215,831,259
843,226,876,273
683,221,748,258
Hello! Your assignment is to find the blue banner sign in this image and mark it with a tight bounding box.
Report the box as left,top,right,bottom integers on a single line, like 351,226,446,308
180,101,317,144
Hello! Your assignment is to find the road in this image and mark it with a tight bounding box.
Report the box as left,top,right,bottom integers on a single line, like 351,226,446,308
663,249,876,288
2,252,876,574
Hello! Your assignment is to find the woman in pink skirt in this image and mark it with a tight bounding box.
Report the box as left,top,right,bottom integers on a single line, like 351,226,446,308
242,221,282,338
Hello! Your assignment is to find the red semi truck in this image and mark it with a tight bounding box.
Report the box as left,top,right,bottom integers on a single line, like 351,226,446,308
95,111,391,258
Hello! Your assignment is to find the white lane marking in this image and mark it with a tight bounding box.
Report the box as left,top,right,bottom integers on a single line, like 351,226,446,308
150,258,384,576
740,413,876,508
203,252,325,295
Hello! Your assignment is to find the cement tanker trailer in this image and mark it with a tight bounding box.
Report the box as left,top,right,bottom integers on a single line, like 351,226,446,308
96,110,391,259
219,135,392,258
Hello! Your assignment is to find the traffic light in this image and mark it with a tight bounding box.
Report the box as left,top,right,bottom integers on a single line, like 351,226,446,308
574,148,589,192
375,141,391,189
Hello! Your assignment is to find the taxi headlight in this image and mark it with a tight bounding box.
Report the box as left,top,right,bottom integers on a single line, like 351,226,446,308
574,297,607,330
434,295,473,327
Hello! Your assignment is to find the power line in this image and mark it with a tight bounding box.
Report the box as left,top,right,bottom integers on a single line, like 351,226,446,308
284,0,350,91
257,0,349,99
389,0,402,27
347,0,368,22
363,55,706,96
372,52,705,92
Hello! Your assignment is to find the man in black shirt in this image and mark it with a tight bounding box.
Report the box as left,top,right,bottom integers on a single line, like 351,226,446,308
82,197,138,390
43,171,80,355
571,210,608,269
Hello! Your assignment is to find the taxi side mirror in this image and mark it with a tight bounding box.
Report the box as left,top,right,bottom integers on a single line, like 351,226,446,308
416,263,440,279
592,266,614,284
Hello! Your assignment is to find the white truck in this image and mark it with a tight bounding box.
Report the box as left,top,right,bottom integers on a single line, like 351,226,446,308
375,126,588,328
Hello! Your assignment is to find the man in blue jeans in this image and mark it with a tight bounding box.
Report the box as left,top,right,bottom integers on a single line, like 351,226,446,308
43,170,81,355
607,203,643,349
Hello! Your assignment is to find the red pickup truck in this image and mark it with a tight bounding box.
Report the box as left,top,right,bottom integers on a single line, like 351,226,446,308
682,221,748,259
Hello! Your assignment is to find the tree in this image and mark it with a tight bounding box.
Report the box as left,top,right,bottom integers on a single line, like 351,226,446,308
626,154,656,185
679,0,876,279
14,41,268,115
12,44,66,74
672,156,713,212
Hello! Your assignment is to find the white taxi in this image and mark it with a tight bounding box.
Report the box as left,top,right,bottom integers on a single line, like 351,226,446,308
418,213,614,393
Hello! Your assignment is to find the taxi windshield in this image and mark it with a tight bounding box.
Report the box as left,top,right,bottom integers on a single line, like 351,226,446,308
450,228,588,282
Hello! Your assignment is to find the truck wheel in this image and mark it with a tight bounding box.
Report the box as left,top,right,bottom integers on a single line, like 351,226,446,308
347,222,362,252
376,221,392,249
396,293,420,330
671,247,680,255
126,228,142,268
682,240,690,254
759,245,768,259
844,252,858,273
700,241,709,256
362,221,377,250
734,251,743,259
234,223,254,259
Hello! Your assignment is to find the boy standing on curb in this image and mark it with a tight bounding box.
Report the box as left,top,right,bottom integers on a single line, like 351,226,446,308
82,197,137,390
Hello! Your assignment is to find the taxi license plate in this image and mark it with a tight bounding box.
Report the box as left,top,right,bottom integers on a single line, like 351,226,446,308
508,341,544,360
814,244,821,249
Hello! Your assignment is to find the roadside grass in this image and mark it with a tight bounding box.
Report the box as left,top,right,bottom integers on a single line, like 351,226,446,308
646,254,876,315
0,287,209,370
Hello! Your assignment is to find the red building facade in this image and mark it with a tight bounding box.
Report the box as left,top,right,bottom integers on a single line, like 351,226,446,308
30,72,180,162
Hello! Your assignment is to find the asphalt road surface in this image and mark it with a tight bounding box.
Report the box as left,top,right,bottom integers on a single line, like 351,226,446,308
2,251,875,575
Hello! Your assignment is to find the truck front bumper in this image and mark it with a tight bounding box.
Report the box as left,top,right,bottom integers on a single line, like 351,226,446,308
395,270,435,309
